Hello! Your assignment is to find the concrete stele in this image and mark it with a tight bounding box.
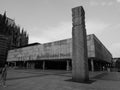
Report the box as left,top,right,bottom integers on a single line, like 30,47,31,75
72,6,89,82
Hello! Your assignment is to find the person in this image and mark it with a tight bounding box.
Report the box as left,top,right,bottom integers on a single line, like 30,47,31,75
0,64,7,87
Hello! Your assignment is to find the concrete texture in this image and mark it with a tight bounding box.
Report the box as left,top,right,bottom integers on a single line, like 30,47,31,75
72,6,89,82
0,69,120,90
7,34,112,63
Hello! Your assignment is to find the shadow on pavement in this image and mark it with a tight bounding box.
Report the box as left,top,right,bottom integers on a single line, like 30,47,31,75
92,72,120,81
7,70,120,82
92,72,108,79
7,71,71,81
65,79,96,84
7,74,49,81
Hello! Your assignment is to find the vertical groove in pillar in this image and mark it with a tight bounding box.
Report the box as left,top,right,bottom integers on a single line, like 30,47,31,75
72,6,89,82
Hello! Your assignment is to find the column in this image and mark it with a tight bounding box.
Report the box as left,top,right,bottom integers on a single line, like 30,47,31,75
91,59,94,72
29,62,31,69
14,62,17,67
23,61,26,68
42,61,45,70
8,62,10,67
26,62,29,69
72,6,89,82
100,62,102,71
66,60,70,71
31,62,35,69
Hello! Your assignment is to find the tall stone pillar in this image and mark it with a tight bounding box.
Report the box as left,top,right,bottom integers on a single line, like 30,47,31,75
91,59,94,72
72,6,89,82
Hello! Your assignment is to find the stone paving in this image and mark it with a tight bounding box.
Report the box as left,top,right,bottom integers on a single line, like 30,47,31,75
0,68,120,90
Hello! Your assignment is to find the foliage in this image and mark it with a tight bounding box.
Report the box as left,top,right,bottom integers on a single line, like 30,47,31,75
0,12,29,49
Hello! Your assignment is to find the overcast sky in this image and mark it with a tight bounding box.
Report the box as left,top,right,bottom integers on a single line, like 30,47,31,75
0,0,120,57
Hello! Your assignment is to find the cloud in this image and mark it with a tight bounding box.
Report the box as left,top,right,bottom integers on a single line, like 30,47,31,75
29,36,49,44
89,1,99,6
86,20,110,34
29,22,72,43
114,24,120,29
105,23,120,31
28,20,120,58
89,0,113,6
116,0,120,2
109,43,120,57
29,20,110,44
108,2,113,5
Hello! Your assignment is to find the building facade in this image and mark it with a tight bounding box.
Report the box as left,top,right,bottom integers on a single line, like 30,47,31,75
112,58,120,71
7,34,112,71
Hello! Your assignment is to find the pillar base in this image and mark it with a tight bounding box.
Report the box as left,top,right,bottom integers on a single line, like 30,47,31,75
72,76,89,83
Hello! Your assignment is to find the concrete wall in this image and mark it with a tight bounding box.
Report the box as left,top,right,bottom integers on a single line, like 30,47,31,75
87,35,95,58
93,35,112,62
7,39,72,61
7,34,112,62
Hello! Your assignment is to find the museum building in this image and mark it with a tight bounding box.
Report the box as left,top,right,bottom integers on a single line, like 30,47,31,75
7,34,112,71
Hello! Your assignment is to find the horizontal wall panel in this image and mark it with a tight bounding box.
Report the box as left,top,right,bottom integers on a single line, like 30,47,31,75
7,34,112,62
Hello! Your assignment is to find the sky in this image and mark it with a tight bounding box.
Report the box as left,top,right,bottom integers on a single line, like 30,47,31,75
0,0,120,57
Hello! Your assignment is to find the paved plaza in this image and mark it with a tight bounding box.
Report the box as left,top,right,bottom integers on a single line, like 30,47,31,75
0,68,120,90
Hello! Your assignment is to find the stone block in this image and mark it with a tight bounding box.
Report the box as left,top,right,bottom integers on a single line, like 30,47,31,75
72,6,89,82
